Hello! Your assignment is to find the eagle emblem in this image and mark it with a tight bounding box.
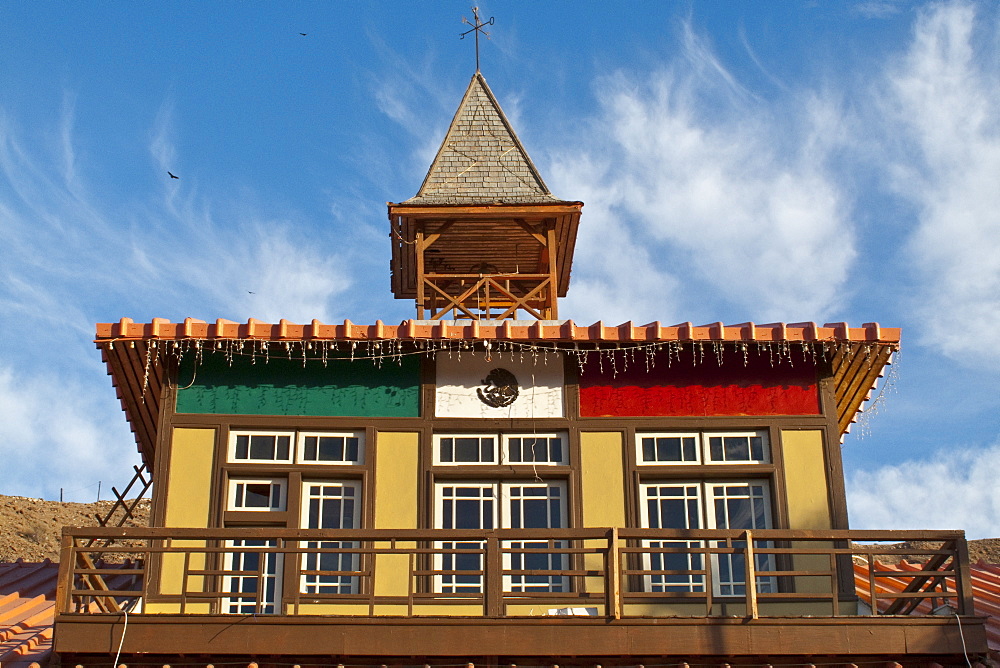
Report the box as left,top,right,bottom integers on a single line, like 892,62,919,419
476,368,519,408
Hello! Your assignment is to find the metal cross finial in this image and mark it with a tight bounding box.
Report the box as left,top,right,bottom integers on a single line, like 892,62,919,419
461,6,494,72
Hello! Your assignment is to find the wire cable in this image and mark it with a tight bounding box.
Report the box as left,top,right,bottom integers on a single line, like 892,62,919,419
112,606,128,668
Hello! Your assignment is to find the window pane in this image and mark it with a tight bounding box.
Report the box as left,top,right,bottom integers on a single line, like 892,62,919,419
249,435,274,459
276,435,290,460
706,433,768,463
639,434,699,463
235,435,249,460
508,438,523,462
243,483,272,508
455,437,481,462
441,438,454,462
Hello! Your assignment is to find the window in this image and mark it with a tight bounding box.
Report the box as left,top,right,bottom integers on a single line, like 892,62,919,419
222,429,366,612
639,480,775,596
437,435,497,464
300,480,362,594
635,430,774,597
229,431,294,463
297,431,364,465
639,434,700,464
434,481,568,593
227,478,286,511
637,430,769,465
706,433,767,464
506,434,565,465
434,432,568,466
222,539,282,614
228,429,365,464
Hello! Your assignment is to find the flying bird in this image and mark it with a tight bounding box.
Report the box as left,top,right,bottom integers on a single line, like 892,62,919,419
168,171,179,179
299,33,307,36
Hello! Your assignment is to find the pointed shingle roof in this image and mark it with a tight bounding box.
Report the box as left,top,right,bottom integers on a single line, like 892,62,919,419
403,72,561,205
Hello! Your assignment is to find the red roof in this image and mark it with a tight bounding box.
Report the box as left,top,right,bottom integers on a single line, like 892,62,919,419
0,560,57,668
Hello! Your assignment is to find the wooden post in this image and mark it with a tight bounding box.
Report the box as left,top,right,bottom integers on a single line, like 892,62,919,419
485,533,502,617
55,533,75,613
744,530,758,619
546,227,559,319
607,528,622,619
415,228,425,319
955,537,975,615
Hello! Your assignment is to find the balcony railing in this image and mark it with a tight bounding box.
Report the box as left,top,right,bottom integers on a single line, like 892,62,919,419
419,273,556,320
57,528,974,619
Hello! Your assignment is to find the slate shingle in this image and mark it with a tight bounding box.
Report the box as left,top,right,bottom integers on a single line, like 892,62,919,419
403,73,562,205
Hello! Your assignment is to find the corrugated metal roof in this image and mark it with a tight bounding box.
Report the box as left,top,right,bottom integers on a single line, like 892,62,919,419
400,72,561,205
854,559,1000,655
0,560,57,668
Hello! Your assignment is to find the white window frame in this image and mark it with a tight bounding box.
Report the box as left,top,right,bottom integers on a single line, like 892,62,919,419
638,479,775,597
227,477,287,511
636,433,702,465
434,432,569,466
704,480,776,596
296,431,365,465
228,430,295,464
636,430,770,465
502,433,568,466
434,434,500,465
703,431,770,464
432,481,569,594
299,479,363,595
222,539,283,614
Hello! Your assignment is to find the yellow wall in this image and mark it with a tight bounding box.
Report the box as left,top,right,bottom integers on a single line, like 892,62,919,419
780,429,834,594
579,432,626,595
579,432,626,527
374,431,420,529
373,431,420,599
780,430,831,530
159,428,216,596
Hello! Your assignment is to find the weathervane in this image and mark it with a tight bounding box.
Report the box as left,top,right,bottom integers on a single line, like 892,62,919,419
461,6,494,72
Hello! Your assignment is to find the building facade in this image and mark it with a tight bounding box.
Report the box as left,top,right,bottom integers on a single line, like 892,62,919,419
53,73,987,668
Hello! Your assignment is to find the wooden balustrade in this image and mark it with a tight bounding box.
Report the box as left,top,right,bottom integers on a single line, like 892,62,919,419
56,528,972,619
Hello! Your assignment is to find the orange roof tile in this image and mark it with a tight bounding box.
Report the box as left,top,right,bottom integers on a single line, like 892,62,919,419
96,317,900,344
0,560,57,668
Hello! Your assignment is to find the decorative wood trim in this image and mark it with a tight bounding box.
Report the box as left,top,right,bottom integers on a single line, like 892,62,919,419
53,613,988,659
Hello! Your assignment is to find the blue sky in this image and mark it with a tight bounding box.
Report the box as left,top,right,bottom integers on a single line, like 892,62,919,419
1,2,998,536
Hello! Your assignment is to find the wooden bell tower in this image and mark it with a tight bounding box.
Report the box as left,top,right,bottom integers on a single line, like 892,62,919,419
388,73,582,321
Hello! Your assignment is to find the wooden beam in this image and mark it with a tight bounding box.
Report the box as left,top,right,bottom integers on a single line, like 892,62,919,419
388,204,583,217
416,229,426,319
513,218,547,246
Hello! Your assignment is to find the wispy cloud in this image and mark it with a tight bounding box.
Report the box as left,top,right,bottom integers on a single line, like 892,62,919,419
847,440,1000,539
547,22,856,325
881,2,1000,368
0,364,136,501
0,100,359,497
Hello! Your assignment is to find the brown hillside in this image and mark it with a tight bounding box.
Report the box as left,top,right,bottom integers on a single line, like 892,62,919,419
0,494,150,562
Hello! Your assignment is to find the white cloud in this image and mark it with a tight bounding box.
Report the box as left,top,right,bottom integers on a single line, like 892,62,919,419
546,25,857,324
0,100,360,498
847,441,1000,539
884,2,1000,368
0,364,137,502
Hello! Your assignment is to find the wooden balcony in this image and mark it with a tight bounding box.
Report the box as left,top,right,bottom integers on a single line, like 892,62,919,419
418,273,557,320
54,528,988,663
